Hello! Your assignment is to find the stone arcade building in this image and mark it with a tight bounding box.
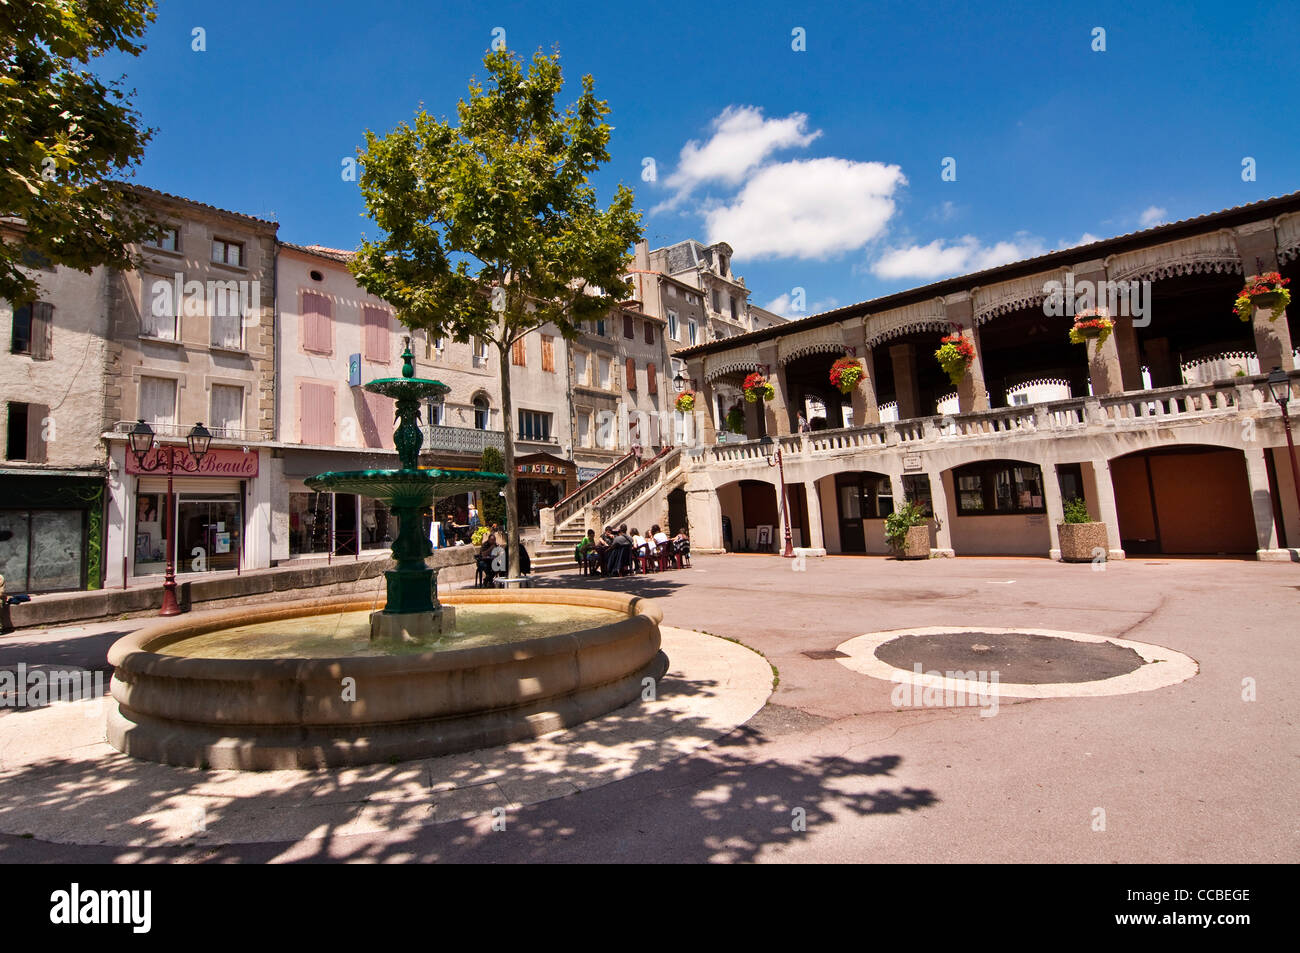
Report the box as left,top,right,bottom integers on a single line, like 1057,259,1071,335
671,192,1300,561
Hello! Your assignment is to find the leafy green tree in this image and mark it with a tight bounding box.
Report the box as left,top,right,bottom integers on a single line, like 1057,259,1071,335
351,48,641,577
1,0,160,303
479,446,507,528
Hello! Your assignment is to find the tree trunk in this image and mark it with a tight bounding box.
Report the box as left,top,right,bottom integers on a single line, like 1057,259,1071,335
498,336,521,581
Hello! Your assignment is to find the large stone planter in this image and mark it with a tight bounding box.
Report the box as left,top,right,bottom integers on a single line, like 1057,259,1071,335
893,524,930,560
1058,522,1108,562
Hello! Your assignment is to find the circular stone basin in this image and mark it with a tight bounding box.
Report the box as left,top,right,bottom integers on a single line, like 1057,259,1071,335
875,630,1144,684
107,590,667,770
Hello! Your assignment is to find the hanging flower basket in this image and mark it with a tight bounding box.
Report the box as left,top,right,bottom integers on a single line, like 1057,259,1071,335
742,371,775,403
674,391,696,413
1234,272,1291,323
1068,308,1115,347
934,333,975,387
725,403,745,434
829,357,863,395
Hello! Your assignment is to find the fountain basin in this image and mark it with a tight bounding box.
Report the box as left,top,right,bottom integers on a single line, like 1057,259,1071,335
106,590,667,770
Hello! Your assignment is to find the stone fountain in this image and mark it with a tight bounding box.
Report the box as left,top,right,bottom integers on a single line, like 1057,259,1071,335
104,344,668,769
305,341,505,641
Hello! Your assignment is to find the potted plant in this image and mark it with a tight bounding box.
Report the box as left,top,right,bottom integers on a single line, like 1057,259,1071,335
742,371,775,403
1068,308,1115,347
674,390,696,413
1057,497,1107,563
934,333,975,387
1234,272,1291,323
829,357,863,394
884,501,930,559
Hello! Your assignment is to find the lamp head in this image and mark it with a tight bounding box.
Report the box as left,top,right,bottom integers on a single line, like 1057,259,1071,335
128,419,155,464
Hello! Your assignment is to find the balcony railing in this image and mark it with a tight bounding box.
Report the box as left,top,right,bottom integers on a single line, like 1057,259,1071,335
420,424,505,456
111,420,270,442
696,373,1299,467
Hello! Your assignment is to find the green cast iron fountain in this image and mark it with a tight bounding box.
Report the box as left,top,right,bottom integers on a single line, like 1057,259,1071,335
306,340,507,641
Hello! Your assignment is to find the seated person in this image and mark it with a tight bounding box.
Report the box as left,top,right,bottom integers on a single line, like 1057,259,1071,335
488,532,508,582
672,529,691,563
610,524,633,575
575,529,596,565
630,527,647,559
516,541,531,576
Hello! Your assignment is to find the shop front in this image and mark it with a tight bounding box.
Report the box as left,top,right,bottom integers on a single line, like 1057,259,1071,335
278,449,396,559
107,444,268,584
0,470,105,593
515,453,577,526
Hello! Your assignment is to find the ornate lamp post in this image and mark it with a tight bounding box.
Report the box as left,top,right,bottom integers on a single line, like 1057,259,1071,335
129,420,213,616
759,435,795,558
1264,367,1300,520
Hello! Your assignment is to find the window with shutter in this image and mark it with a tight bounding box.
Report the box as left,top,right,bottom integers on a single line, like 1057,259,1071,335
625,357,636,390
209,385,243,436
26,403,49,462
644,322,654,345
300,382,335,445
139,377,177,427
140,278,178,340
9,302,32,354
362,305,389,363
512,338,526,366
4,403,28,460
623,315,634,338
302,291,332,353
647,362,657,395
541,335,555,373
30,302,53,360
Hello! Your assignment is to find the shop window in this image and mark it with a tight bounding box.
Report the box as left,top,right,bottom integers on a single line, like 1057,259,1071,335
288,491,332,556
361,498,393,550
176,493,242,573
954,460,1046,515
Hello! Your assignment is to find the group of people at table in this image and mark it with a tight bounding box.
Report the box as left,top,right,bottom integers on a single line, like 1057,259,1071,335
474,523,532,587
575,524,690,576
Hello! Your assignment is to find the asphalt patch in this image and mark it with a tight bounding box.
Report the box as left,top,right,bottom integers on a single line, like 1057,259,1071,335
875,631,1145,684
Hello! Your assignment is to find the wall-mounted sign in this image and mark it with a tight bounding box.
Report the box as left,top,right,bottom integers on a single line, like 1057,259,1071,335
516,464,566,476
348,353,361,387
577,467,603,483
125,446,259,477
902,454,922,472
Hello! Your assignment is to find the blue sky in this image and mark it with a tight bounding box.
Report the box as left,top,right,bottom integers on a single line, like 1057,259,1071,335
102,0,1300,318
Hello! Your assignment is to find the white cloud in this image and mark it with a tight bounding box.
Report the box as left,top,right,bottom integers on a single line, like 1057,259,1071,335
657,106,821,211
704,158,907,260
871,235,1047,281
1139,206,1167,227
763,293,839,318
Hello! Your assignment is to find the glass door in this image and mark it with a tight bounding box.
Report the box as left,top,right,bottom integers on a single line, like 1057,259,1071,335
177,494,242,573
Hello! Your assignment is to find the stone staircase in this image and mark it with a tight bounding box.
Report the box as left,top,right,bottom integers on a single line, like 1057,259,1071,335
530,526,588,575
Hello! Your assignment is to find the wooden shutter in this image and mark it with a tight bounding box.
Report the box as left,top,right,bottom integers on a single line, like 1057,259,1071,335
300,382,334,445
302,292,331,353
647,362,657,394
512,338,526,366
644,321,654,345
625,357,636,390
30,302,53,360
623,315,634,338
541,335,555,373
363,305,389,363
26,403,48,462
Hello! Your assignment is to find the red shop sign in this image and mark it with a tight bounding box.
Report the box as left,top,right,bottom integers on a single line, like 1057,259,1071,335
125,446,259,477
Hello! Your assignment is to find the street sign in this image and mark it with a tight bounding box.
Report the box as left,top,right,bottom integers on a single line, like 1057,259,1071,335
348,353,361,387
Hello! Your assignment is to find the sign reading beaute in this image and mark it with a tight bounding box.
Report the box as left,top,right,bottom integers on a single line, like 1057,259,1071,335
125,446,259,477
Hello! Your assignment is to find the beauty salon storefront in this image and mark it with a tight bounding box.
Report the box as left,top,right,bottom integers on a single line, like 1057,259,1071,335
103,441,273,586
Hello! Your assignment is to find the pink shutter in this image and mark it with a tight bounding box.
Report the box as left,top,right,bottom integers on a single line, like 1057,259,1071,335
300,382,334,444
363,306,389,363
302,292,332,353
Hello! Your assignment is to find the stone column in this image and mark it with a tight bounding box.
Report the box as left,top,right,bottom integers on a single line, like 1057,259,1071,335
803,479,825,551
759,344,791,436
1042,461,1065,560
685,483,725,553
1071,263,1127,396
1235,222,1295,372
1088,458,1126,560
1113,314,1144,391
1243,447,1282,557
742,389,764,439
840,321,879,425
945,293,989,413
687,359,716,447
928,469,955,557
890,342,922,420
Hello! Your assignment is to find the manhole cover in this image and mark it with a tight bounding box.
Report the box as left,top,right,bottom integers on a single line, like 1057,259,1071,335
875,631,1144,684
802,649,849,660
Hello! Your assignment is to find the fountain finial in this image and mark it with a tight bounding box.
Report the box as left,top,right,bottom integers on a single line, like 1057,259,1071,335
401,338,415,379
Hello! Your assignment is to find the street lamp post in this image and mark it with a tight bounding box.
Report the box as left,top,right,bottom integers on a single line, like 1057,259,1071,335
129,420,213,616
760,435,795,558
1264,367,1300,522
